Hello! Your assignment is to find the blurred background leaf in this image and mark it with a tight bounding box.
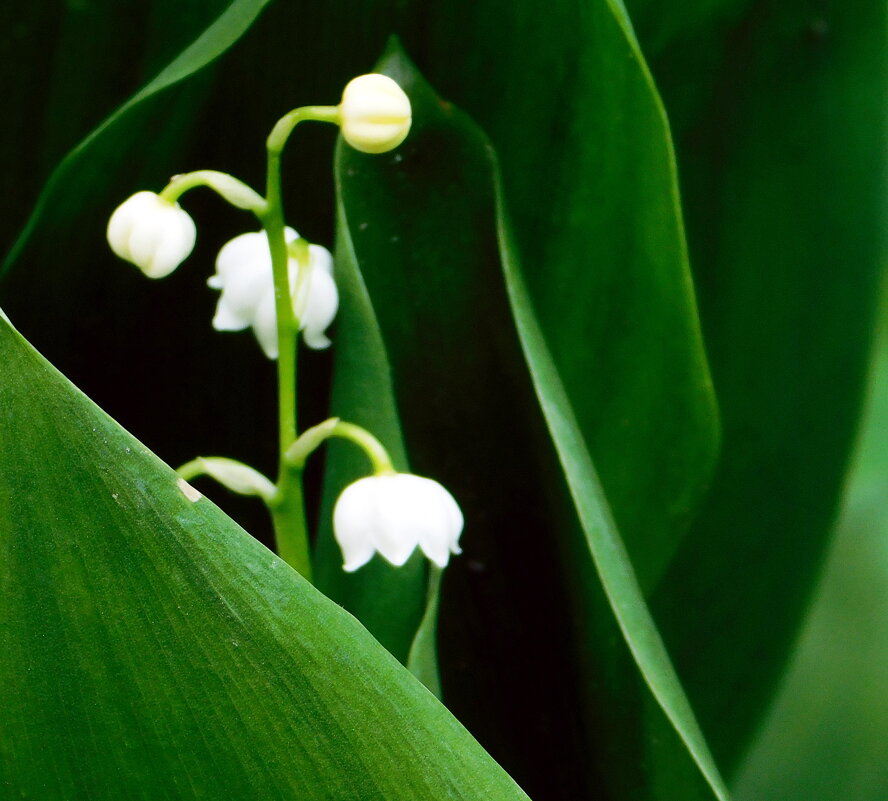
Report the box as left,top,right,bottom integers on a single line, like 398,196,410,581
312,195,428,670
2,0,276,273
637,0,888,775
733,285,888,800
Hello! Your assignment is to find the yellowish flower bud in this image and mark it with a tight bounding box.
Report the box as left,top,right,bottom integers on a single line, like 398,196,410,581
339,74,412,154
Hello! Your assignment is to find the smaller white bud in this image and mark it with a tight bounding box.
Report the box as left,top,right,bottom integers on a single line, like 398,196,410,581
107,191,196,278
339,74,412,155
333,473,463,572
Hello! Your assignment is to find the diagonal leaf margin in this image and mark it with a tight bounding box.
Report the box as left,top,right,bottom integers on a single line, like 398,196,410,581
0,309,530,800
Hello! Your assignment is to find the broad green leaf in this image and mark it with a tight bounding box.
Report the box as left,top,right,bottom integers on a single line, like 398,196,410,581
416,0,720,594
0,311,530,800
327,43,727,801
644,0,888,772
492,169,728,801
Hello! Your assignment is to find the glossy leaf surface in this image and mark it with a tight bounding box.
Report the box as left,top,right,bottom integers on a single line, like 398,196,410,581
0,314,530,801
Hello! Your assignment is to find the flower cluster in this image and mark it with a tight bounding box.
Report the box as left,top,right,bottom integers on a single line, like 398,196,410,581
105,73,462,576
108,202,337,359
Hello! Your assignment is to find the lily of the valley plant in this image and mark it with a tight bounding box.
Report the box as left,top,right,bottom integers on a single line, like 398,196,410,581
107,72,462,580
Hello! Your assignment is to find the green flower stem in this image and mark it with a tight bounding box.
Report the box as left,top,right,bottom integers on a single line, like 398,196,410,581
285,418,396,475
158,170,267,213
266,106,341,154
264,142,308,579
259,105,341,581
177,458,208,482
270,483,311,578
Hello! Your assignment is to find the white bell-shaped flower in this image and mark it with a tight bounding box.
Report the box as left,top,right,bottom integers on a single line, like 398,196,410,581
107,191,196,278
333,473,463,572
339,74,412,154
208,228,338,358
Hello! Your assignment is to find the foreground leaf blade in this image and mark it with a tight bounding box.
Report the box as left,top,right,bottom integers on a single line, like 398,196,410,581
0,314,529,800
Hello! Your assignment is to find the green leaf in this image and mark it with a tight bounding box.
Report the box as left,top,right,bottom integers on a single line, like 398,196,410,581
312,199,430,670
313,153,452,697
733,291,888,800
642,0,888,772
415,0,721,594
0,312,530,800
493,170,728,801
328,42,727,801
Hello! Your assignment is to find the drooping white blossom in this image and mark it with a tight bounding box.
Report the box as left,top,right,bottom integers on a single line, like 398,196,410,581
107,191,196,278
339,74,412,154
333,473,463,572
207,228,338,358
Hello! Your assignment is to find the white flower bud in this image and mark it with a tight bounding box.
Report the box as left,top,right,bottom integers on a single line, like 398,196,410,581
333,473,463,572
208,228,338,359
107,191,196,278
339,74,412,154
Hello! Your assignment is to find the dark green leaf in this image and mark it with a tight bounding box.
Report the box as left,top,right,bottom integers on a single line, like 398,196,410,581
493,168,728,801
644,0,888,772
328,42,727,801
733,292,888,800
416,0,720,593
312,202,430,669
